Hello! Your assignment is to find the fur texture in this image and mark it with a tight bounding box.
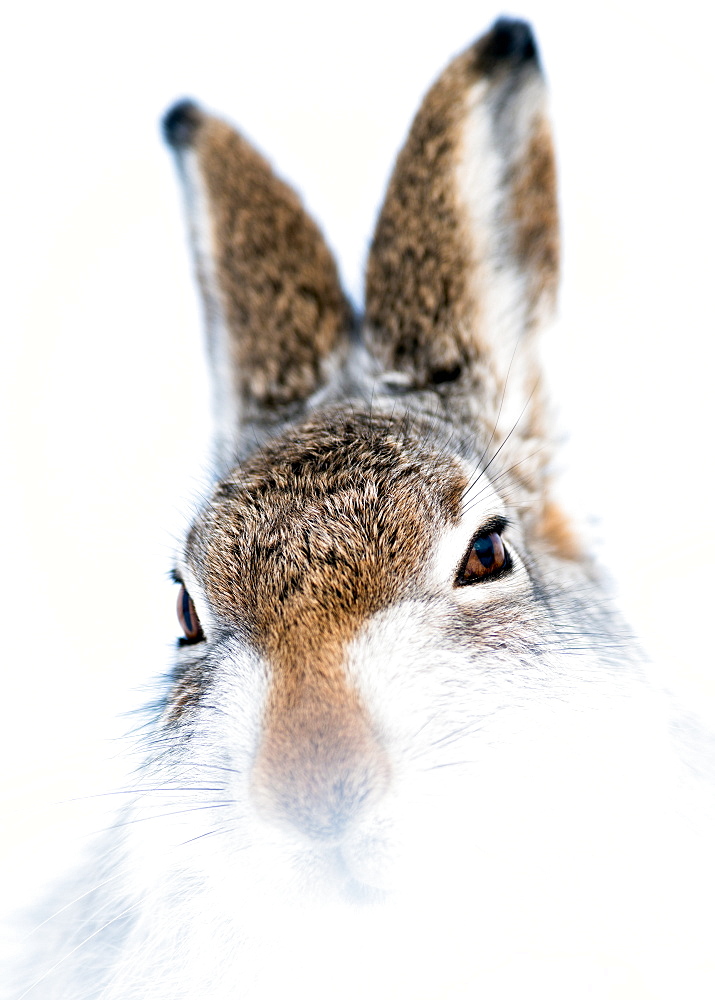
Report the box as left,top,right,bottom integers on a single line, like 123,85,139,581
8,17,715,1000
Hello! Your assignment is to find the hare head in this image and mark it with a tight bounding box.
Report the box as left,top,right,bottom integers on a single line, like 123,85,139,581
158,18,577,855
155,12,639,917
14,17,715,1000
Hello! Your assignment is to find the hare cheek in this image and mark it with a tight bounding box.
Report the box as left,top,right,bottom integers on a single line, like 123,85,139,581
165,641,270,774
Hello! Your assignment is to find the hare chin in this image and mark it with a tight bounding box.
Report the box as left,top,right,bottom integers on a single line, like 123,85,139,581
113,736,712,1000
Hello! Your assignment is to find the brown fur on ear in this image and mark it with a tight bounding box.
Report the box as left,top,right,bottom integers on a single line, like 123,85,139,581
364,51,476,385
364,18,559,389
510,114,559,317
165,101,352,416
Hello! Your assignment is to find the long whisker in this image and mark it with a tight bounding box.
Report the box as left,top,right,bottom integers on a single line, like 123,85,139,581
462,336,523,503
106,802,233,832
178,821,243,849
17,898,144,1000
22,869,127,943
67,785,229,803
470,380,540,494
461,443,547,517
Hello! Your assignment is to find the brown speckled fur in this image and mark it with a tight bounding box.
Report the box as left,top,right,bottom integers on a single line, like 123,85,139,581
509,114,560,323
365,22,560,381
364,50,476,384
194,408,465,633
187,112,352,409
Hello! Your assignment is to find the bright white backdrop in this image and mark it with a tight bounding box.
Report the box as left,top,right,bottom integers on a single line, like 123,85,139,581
2,0,714,916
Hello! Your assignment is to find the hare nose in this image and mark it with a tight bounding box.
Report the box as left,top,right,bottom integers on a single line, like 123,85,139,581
251,683,391,841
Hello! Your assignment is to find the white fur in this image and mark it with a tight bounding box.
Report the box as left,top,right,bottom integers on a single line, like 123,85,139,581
458,72,550,443
177,147,242,469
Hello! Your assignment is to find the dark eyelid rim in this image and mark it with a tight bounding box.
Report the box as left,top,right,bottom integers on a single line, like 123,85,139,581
172,570,206,646
473,514,510,539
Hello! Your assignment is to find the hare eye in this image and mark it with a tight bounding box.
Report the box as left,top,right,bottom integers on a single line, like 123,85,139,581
177,584,204,643
456,529,510,586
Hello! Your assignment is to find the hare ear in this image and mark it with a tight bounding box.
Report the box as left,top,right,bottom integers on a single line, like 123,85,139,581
163,101,352,465
365,18,558,427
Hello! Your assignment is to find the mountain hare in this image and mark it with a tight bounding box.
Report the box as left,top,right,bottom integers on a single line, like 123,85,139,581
10,17,715,1000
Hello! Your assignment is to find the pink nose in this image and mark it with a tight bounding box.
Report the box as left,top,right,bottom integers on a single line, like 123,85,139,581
251,686,391,841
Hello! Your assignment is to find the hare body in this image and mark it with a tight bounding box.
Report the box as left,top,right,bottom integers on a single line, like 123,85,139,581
9,18,715,1000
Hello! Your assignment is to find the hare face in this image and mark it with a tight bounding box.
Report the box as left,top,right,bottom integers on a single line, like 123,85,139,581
151,401,628,911
146,19,636,907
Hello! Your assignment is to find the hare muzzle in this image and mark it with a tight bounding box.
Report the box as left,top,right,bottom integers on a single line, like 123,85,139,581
251,668,391,841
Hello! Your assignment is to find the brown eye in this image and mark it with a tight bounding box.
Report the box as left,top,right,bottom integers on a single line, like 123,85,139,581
177,584,204,643
457,531,509,586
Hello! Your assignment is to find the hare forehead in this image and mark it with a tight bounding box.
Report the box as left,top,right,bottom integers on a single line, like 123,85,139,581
189,408,469,650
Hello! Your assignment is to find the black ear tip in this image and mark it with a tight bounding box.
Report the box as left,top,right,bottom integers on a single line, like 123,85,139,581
162,99,203,148
476,17,539,75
